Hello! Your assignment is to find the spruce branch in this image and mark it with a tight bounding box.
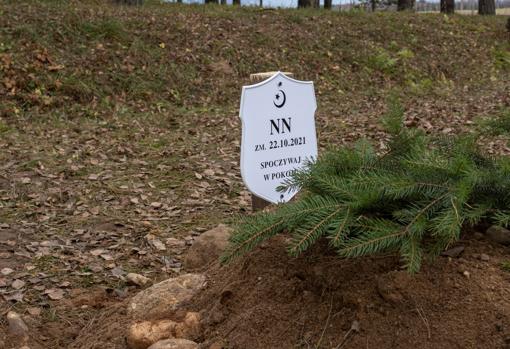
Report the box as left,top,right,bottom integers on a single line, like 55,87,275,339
223,101,510,273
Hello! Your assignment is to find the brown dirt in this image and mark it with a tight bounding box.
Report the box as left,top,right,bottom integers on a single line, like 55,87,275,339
183,235,510,349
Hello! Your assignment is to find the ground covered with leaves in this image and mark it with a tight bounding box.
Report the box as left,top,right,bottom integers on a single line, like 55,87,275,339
0,0,509,348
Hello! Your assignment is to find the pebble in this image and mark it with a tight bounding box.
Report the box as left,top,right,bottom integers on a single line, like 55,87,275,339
463,270,471,278
480,253,490,261
441,245,465,258
127,320,176,349
126,273,151,287
485,225,510,245
148,339,199,349
7,311,29,339
473,232,484,240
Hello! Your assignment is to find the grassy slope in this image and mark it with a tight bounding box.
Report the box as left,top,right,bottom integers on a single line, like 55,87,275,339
0,1,509,116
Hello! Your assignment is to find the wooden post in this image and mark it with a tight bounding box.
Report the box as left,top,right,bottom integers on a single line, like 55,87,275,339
248,72,294,212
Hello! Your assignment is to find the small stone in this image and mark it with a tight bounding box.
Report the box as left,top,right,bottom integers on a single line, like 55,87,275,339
127,320,177,349
441,245,465,258
126,273,151,287
184,225,232,270
7,311,29,340
175,312,201,339
463,270,471,278
148,338,199,349
209,342,225,349
351,320,360,333
473,232,484,240
485,225,510,245
480,253,490,262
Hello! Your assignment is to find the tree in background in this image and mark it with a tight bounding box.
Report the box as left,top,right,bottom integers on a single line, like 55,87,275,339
397,0,415,11
324,0,332,9
205,0,219,3
440,0,455,13
479,0,496,14
114,0,144,5
298,0,313,7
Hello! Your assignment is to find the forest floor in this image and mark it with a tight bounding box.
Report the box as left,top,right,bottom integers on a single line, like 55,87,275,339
0,1,510,348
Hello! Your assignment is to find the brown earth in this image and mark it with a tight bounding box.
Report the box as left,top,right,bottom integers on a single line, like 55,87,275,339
65,233,510,349
186,235,510,349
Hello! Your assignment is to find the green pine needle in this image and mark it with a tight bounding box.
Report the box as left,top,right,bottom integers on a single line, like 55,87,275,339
222,101,510,273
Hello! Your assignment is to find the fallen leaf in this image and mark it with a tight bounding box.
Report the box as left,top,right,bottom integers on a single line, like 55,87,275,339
11,279,25,290
90,249,105,256
27,307,42,316
100,253,114,261
45,288,65,300
1,267,14,276
3,291,24,302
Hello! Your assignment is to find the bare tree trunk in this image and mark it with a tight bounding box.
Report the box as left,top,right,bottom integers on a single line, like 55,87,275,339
115,0,144,5
397,0,415,10
205,0,219,3
440,0,455,13
371,0,376,11
259,0,263,6
324,0,332,9
232,0,241,5
221,0,226,4
298,0,313,7
478,0,496,14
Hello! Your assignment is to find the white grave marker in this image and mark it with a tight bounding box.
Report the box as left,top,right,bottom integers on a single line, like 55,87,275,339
239,72,318,204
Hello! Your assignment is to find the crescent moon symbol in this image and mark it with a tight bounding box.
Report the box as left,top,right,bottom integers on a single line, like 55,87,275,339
273,90,286,108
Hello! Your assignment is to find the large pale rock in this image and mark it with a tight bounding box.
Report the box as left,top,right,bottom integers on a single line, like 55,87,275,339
128,274,206,320
485,225,510,245
174,312,201,339
148,339,198,349
127,320,177,349
184,225,232,270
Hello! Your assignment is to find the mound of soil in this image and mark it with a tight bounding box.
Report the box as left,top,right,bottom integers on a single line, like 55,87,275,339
186,235,510,349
